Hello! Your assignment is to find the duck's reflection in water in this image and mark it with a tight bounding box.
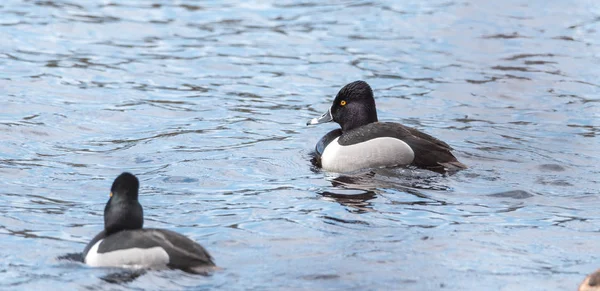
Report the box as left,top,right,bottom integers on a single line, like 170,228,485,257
317,167,453,213
317,172,377,213
319,189,377,214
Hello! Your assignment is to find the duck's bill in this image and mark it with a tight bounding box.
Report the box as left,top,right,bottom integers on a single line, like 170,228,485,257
307,108,333,125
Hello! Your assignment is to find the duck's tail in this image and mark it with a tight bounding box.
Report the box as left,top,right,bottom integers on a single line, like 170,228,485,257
440,160,468,170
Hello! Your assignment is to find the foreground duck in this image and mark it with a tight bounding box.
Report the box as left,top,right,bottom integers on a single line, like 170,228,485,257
307,81,467,173
83,172,215,273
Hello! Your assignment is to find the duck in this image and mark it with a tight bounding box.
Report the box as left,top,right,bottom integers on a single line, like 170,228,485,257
580,269,600,291
83,172,215,274
307,80,467,174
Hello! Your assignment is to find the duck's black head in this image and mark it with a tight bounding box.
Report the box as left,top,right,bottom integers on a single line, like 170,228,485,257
104,172,143,235
332,81,378,131
307,81,378,132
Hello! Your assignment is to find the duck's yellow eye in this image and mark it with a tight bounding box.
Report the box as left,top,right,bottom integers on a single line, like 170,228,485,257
340,100,347,106
109,192,113,197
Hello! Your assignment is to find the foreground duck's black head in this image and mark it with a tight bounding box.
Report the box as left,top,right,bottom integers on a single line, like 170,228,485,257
307,80,378,132
104,172,143,235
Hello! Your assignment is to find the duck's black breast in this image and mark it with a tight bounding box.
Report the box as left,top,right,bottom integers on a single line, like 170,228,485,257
83,230,107,259
315,129,343,156
338,122,465,172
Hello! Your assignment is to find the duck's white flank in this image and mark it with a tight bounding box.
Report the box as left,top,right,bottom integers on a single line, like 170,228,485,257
85,239,169,268
321,137,415,173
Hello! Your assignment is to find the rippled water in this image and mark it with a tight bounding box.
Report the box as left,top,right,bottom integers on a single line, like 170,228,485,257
1,0,599,290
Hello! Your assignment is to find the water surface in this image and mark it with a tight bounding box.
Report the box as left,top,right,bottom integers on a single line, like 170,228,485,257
1,0,599,290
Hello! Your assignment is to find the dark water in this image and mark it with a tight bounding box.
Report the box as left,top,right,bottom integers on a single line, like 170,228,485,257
1,0,599,290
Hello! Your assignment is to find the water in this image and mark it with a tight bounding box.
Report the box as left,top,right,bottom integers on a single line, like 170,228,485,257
1,0,599,290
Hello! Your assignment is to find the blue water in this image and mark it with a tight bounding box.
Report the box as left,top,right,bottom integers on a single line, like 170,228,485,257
1,0,599,290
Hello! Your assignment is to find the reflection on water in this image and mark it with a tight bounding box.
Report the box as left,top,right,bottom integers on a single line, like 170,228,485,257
1,0,599,290
100,270,147,285
319,169,453,213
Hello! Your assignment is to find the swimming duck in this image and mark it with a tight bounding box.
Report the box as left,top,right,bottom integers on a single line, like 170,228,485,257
83,172,215,273
307,80,467,173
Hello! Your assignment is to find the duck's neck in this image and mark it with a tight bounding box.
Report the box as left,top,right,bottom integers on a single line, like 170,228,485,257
341,109,378,132
104,198,144,235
